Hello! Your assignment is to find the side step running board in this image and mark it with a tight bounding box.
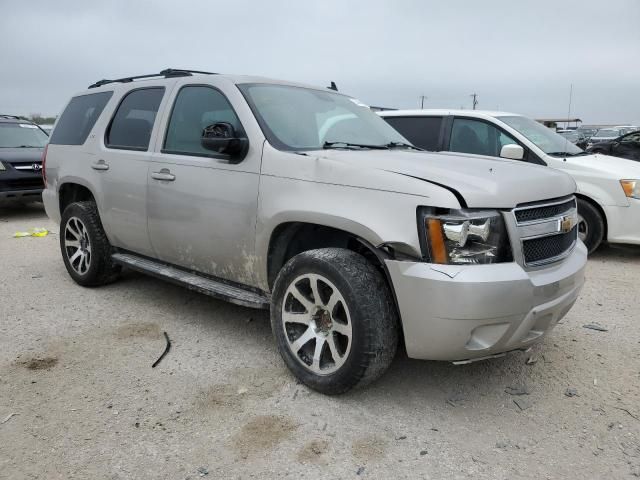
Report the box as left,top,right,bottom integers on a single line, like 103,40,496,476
112,253,270,310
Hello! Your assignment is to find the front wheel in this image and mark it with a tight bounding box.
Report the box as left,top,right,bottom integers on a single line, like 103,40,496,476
271,248,398,395
577,198,605,254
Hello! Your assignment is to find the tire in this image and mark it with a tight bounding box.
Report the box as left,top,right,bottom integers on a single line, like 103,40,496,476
577,198,605,254
271,248,398,395
60,201,120,286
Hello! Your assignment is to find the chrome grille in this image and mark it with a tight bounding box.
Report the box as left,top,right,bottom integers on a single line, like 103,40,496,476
514,198,576,223
522,227,578,264
512,196,578,266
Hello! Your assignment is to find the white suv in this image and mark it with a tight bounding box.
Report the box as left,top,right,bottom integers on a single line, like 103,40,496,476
380,110,640,252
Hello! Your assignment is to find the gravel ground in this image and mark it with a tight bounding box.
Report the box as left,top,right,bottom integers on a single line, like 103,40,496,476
1,202,639,479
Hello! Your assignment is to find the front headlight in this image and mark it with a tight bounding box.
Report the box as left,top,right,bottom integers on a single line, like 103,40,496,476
620,180,640,199
418,208,513,265
0,162,6,172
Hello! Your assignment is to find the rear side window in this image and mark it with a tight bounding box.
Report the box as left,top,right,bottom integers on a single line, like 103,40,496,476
49,92,113,145
383,116,443,150
106,88,164,151
163,85,243,156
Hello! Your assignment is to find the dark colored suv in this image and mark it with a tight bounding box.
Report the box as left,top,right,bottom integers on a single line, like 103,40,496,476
587,130,640,162
0,115,48,201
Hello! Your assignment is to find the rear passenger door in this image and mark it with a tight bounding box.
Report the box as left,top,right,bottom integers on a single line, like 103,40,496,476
146,83,261,286
382,116,444,150
97,86,168,256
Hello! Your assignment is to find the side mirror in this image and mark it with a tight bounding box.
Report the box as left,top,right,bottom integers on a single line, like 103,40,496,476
201,122,248,158
500,144,524,160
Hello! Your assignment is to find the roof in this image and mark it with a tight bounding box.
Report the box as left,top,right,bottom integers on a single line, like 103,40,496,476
378,109,520,118
83,68,348,97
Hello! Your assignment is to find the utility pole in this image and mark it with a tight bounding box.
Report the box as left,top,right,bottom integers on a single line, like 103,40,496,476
419,95,427,109
566,84,573,130
470,93,478,110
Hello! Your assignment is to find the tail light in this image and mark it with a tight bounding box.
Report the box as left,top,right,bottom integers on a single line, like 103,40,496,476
41,144,48,187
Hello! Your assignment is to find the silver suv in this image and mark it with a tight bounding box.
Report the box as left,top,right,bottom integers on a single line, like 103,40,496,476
43,69,587,394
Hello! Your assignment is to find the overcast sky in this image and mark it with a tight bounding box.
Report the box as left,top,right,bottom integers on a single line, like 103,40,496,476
2,0,639,124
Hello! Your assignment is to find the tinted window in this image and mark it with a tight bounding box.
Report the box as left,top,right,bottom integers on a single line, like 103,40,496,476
164,86,242,156
0,123,49,148
106,88,164,150
383,116,442,150
49,92,112,145
449,118,518,157
621,132,640,143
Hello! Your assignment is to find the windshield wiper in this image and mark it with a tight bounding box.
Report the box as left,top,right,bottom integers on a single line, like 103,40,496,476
547,151,589,157
386,141,422,151
323,141,389,150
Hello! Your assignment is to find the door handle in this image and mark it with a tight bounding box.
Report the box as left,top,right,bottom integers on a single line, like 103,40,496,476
91,160,109,171
151,168,176,181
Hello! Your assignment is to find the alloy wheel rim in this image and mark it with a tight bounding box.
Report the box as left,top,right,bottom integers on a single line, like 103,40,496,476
64,217,91,275
281,273,352,375
577,213,588,243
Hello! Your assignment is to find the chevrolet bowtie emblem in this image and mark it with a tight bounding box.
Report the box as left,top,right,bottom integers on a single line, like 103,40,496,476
560,215,577,234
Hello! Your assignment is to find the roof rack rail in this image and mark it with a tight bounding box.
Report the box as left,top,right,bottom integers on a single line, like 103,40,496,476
88,68,216,89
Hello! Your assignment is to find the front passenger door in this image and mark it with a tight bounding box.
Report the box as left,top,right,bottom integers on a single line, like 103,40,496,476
448,117,519,158
147,84,261,286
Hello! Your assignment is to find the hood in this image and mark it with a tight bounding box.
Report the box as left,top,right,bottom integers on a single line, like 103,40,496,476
0,147,44,164
310,149,576,208
564,153,640,178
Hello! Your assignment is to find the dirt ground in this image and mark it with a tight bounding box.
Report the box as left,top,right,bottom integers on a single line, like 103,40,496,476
1,202,639,479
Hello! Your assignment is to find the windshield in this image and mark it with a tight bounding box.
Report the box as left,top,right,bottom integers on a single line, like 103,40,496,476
0,123,48,148
497,115,583,155
576,128,596,136
594,129,620,138
238,83,409,151
559,132,580,141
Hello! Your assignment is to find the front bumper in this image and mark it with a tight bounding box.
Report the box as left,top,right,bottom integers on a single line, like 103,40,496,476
0,169,44,199
385,242,587,361
604,198,640,245
0,188,42,199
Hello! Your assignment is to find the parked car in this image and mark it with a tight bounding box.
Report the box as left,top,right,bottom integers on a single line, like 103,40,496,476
558,130,588,149
380,109,640,252
587,130,640,161
43,70,586,394
0,114,48,201
587,128,626,147
575,127,597,141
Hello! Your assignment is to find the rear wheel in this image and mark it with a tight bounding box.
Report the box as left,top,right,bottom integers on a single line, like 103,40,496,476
271,248,398,395
60,201,120,286
577,198,605,253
